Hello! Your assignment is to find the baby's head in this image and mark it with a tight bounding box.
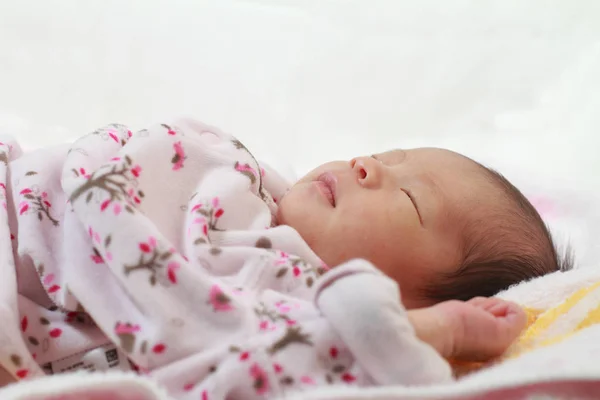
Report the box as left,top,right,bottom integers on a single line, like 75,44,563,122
278,148,571,309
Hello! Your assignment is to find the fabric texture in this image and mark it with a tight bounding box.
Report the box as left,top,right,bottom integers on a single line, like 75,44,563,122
0,119,450,399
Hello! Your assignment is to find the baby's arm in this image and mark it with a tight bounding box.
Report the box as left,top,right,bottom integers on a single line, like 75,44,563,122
315,261,527,386
315,260,453,386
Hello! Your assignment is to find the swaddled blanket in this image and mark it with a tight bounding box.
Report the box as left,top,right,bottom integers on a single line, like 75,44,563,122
0,119,450,399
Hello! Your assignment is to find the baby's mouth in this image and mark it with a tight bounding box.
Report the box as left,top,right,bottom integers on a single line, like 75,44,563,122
316,172,337,207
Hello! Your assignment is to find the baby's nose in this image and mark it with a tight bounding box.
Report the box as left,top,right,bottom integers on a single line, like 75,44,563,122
350,157,381,188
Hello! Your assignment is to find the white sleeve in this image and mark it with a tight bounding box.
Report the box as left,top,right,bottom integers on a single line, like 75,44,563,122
314,260,453,386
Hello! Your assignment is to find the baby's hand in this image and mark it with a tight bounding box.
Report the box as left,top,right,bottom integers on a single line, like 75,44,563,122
408,297,527,361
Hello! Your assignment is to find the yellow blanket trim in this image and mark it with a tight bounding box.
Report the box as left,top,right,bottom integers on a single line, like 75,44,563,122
517,281,600,347
576,302,600,331
451,282,600,376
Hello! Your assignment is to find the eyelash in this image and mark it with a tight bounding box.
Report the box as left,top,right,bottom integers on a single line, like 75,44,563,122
401,188,423,225
371,155,422,223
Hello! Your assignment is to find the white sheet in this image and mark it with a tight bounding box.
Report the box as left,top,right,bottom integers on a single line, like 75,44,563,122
1,1,599,255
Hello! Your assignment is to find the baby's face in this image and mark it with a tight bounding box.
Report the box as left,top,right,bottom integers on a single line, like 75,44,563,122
278,148,494,308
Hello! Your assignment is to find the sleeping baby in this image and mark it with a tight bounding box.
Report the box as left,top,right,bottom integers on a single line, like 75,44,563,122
0,118,568,398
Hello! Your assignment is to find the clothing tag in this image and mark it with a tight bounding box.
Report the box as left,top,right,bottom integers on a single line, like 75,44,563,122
41,343,132,375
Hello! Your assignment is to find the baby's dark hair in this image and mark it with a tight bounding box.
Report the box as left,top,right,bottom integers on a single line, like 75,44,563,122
423,165,573,302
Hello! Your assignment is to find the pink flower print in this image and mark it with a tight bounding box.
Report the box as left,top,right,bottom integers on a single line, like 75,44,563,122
214,208,224,218
65,312,77,323
240,352,250,361
249,363,270,395
139,236,157,253
259,320,276,331
152,343,166,354
107,131,119,143
275,302,290,313
131,165,142,178
18,201,29,215
285,319,297,326
293,266,301,277
43,274,55,286
260,168,265,177
0,182,6,191
193,217,207,226
43,273,61,293
113,203,122,215
127,188,141,205
91,254,104,264
189,217,208,238
110,157,121,162
201,391,208,400
47,285,61,293
167,261,180,284
172,141,186,171
79,168,91,179
235,163,258,178
49,328,63,338
208,285,233,312
341,373,356,383
127,130,133,138
114,322,141,335
16,369,29,379
139,243,151,253
87,228,101,245
40,193,52,208
273,363,283,374
100,199,111,212
191,203,202,213
300,376,316,385
20,188,32,195
212,197,220,208
275,252,290,266
21,316,28,332
329,346,339,359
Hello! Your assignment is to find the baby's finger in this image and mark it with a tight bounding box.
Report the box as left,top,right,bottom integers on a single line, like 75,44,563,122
466,297,489,307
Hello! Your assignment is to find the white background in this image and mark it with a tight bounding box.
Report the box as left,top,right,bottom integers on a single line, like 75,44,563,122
1,0,599,266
